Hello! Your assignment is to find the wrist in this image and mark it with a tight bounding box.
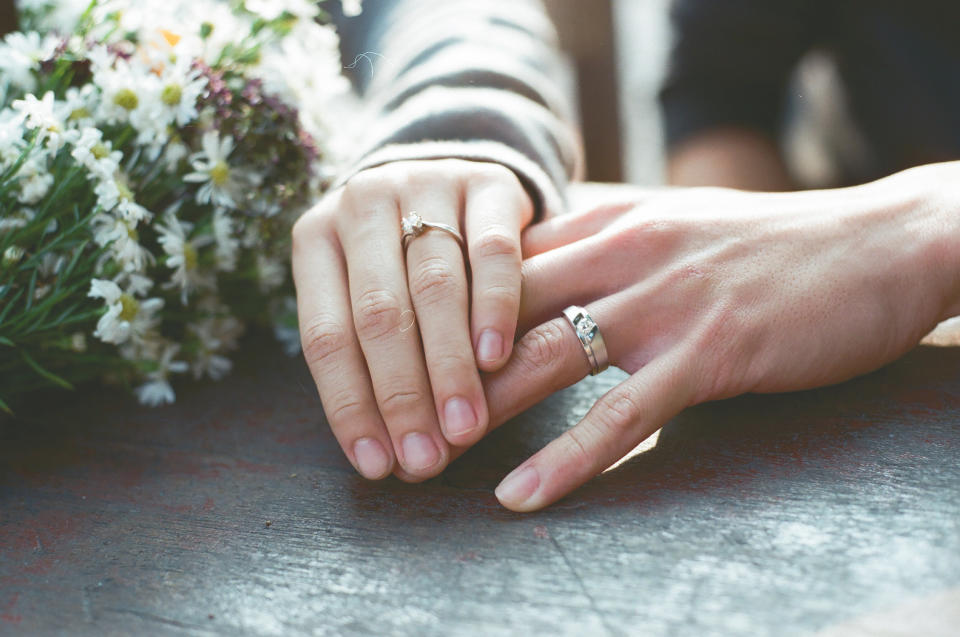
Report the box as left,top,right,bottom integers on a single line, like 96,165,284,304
865,162,960,320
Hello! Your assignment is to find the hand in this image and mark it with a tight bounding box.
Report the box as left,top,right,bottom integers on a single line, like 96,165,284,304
292,159,533,481
481,169,959,511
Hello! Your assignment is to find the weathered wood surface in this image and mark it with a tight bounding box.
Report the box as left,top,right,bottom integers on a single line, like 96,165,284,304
2,337,960,636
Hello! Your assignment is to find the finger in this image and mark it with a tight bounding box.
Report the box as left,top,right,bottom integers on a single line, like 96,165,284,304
517,231,628,334
394,314,594,479
494,349,693,512
464,169,531,372
291,218,394,479
522,200,638,257
404,194,489,448
336,185,449,478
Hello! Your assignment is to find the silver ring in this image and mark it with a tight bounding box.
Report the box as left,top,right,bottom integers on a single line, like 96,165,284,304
562,305,609,376
401,212,464,250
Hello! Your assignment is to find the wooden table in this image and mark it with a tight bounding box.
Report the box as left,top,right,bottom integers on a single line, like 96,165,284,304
2,333,959,636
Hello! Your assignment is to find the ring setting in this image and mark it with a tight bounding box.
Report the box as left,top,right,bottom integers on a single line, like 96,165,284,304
562,305,609,376
401,212,464,250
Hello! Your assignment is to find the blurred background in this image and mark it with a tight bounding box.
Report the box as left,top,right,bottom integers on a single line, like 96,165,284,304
545,0,671,185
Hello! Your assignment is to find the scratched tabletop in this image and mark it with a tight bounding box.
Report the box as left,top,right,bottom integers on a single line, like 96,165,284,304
2,334,960,636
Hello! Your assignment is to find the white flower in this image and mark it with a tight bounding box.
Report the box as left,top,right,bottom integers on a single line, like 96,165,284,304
13,91,70,153
257,254,286,292
0,207,35,233
134,343,188,406
156,212,212,303
187,316,239,380
341,0,363,17
91,50,165,147
60,84,99,129
184,130,244,208
212,207,239,271
245,0,319,20
16,152,54,204
91,212,154,272
71,127,122,181
155,58,207,127
94,171,151,223
88,278,164,346
0,31,60,93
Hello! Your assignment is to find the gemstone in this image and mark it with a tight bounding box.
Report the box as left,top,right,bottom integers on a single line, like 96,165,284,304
576,316,596,341
402,212,422,236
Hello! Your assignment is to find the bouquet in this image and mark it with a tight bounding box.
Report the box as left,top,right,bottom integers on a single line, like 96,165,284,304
0,0,358,411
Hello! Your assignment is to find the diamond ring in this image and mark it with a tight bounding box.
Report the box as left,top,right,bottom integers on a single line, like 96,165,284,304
562,305,609,376
401,212,464,251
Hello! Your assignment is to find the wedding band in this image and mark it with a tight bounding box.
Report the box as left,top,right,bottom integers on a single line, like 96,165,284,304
401,212,464,250
562,305,609,376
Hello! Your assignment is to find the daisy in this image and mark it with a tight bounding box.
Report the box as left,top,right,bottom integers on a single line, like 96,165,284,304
156,211,212,303
88,278,164,346
60,84,99,128
0,31,60,93
257,254,286,293
16,152,54,204
13,91,70,154
91,212,154,273
134,343,188,406
156,59,207,127
184,130,244,208
71,127,123,181
245,0,319,20
94,171,151,223
187,318,234,380
212,207,239,272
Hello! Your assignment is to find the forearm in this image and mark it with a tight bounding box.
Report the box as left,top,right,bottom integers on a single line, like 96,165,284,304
666,128,793,191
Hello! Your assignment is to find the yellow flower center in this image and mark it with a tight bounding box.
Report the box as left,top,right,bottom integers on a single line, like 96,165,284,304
113,89,139,111
161,84,182,106
125,221,139,240
117,180,134,202
119,293,140,322
91,143,110,160
69,107,91,121
183,242,198,271
210,160,230,186
160,29,182,47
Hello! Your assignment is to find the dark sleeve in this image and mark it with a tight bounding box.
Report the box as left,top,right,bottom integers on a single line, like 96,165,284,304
329,0,583,219
659,0,824,151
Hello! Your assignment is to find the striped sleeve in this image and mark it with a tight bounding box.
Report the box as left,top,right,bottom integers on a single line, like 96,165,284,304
330,0,583,219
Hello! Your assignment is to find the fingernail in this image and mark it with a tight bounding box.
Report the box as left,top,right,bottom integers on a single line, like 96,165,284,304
477,329,503,362
353,438,391,479
443,397,478,437
495,465,540,506
402,432,441,471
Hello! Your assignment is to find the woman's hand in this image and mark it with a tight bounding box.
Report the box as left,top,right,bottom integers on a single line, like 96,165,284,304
292,159,533,481
481,166,960,511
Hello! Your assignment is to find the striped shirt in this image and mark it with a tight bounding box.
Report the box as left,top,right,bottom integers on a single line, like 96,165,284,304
331,0,583,219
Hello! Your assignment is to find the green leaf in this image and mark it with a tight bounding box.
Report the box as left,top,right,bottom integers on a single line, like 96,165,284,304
0,395,12,416
0,336,13,346
19,348,75,390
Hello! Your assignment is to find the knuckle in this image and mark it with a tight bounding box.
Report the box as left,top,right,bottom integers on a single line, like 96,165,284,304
595,390,643,434
325,392,366,426
471,229,520,263
300,316,350,368
380,388,427,418
409,256,462,304
353,288,404,341
560,427,594,468
478,282,521,310
469,162,515,186
515,320,569,373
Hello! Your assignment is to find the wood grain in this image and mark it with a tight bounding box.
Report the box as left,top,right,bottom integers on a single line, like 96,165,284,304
2,333,959,635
